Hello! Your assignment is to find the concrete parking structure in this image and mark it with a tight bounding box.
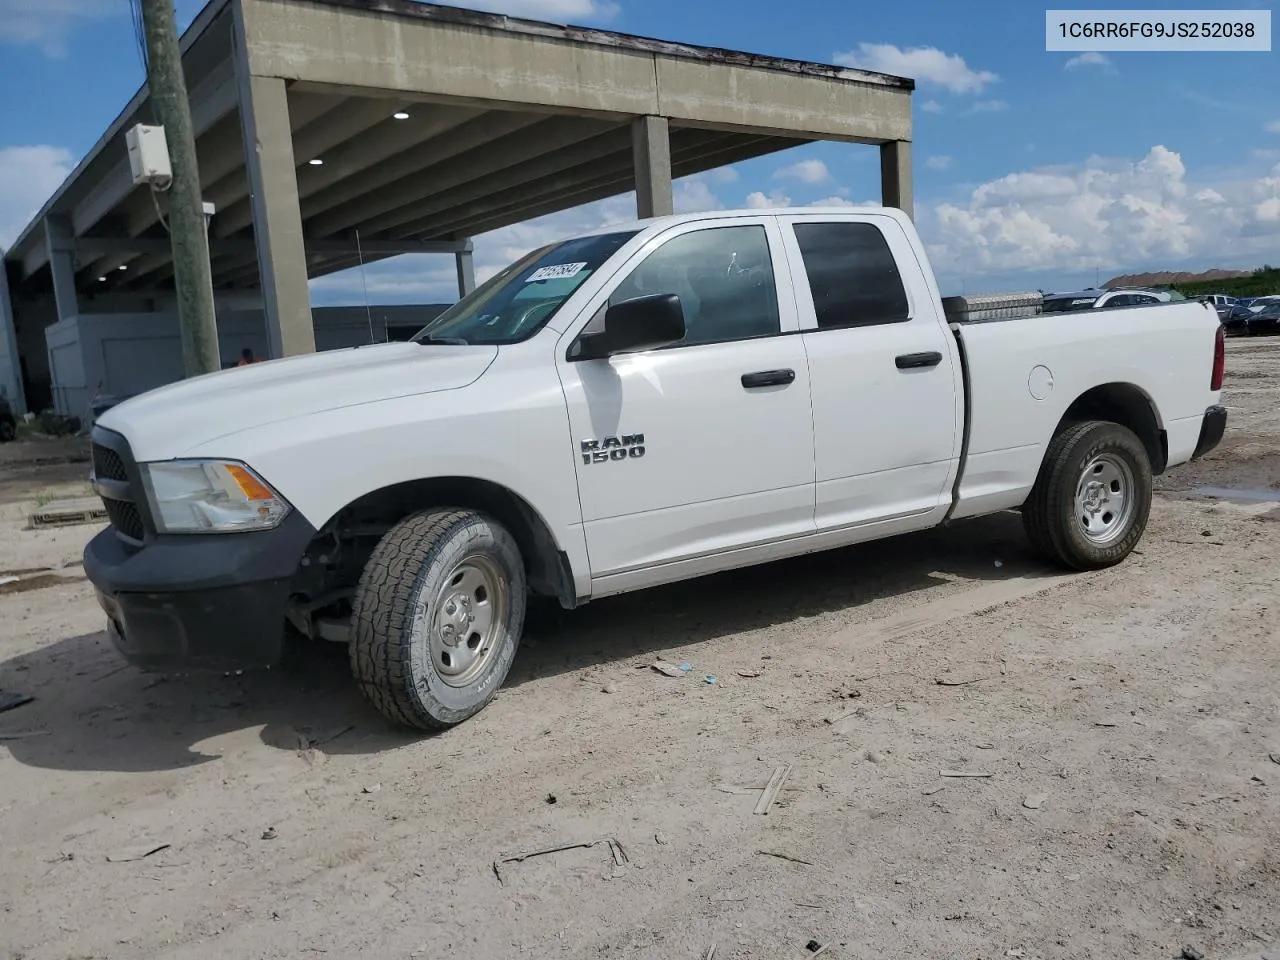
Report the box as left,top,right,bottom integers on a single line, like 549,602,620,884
0,0,914,414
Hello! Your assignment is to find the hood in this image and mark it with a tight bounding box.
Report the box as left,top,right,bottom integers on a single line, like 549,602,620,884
99,341,498,460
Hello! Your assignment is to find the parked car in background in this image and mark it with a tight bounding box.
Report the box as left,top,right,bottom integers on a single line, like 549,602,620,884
1043,288,1178,314
1247,301,1280,335
1223,298,1256,335
1199,293,1237,323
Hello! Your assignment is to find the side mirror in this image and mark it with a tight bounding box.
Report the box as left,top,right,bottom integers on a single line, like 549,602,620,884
576,294,685,360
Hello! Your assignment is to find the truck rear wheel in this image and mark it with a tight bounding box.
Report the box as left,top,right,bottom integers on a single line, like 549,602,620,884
1022,420,1152,571
350,508,526,730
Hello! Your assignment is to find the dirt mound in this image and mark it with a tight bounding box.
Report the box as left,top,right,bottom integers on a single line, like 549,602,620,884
1104,267,1250,289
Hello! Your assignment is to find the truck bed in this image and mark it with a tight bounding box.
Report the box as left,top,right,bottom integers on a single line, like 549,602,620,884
947,298,1222,520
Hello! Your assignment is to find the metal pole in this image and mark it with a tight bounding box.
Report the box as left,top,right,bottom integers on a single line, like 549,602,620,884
139,0,219,376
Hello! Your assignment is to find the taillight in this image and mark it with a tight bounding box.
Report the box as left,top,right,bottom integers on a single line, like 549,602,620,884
1211,324,1225,391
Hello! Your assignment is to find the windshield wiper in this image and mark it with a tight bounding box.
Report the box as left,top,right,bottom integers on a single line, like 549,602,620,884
416,335,471,346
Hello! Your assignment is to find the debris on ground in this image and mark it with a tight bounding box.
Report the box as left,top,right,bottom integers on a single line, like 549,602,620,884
0,691,34,714
602,682,617,694
757,849,814,866
492,837,628,884
935,675,988,686
754,764,791,815
296,724,354,750
361,783,382,794
922,785,946,796
0,729,49,740
805,940,829,955
939,769,993,778
545,793,557,805
1182,947,1205,960
261,827,278,841
106,843,170,863
1022,794,1047,810
1269,753,1280,765
704,675,718,685
651,661,684,678
737,670,762,678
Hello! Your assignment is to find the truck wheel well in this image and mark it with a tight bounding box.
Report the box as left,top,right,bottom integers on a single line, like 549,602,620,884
1056,383,1167,474
301,478,576,614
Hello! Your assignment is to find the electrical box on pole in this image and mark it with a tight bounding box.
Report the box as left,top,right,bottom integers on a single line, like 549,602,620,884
125,124,173,187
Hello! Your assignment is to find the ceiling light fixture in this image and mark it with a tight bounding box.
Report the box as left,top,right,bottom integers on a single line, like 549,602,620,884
309,158,324,166
118,264,128,271
393,111,410,120
97,275,107,282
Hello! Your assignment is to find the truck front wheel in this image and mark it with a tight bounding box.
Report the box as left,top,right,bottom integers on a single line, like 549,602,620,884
350,508,526,730
1022,420,1153,571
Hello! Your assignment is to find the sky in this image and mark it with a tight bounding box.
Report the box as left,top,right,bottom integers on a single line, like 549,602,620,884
1,0,1278,305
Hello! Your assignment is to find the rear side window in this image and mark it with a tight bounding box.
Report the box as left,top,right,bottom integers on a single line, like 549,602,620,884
793,222,910,329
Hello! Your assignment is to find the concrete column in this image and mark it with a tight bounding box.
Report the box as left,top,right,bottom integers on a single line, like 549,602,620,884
43,215,79,323
237,73,315,357
0,259,27,415
455,247,475,298
879,140,913,220
632,116,673,219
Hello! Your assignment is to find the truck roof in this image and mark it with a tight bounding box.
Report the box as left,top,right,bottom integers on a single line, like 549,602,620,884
574,204,903,237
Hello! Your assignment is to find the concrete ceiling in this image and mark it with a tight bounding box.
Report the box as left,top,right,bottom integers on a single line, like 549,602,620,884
5,0,912,297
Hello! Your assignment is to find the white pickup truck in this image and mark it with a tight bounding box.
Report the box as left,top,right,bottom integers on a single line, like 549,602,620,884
86,207,1227,729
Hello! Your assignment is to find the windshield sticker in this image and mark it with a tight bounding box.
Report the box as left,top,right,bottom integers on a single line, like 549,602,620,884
526,262,587,283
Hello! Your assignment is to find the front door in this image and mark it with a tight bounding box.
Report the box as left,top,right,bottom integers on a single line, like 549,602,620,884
556,218,816,589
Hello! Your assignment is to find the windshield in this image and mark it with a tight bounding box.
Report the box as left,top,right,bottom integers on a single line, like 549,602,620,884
412,231,639,345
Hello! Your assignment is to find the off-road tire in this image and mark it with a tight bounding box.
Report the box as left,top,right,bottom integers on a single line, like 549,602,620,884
1022,420,1152,571
350,508,526,730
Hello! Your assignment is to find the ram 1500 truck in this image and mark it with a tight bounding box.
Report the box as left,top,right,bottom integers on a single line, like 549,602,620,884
85,207,1227,730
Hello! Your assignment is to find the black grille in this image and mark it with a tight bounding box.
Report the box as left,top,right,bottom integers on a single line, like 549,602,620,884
104,499,145,542
93,443,127,482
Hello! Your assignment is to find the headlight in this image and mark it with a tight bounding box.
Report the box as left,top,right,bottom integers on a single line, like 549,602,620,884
140,460,290,534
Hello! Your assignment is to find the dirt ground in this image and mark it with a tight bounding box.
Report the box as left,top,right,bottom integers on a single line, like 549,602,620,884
2,340,1278,960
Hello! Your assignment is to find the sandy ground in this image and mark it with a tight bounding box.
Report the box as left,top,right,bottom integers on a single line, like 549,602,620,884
1,340,1278,960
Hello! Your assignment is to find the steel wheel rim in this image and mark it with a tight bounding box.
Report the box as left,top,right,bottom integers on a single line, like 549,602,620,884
425,554,508,688
1075,452,1135,546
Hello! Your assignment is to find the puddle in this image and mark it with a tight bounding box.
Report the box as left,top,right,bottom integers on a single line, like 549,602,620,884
1193,486,1280,503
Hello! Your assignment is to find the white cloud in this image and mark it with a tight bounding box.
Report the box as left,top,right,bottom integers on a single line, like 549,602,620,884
921,145,1280,286
1065,52,1114,71
435,0,619,20
774,158,830,185
0,0,120,56
704,166,740,184
920,100,944,114
0,145,74,248
673,176,725,214
809,196,879,208
968,99,1008,114
834,43,997,94
925,154,952,171
1265,119,1280,134
745,190,792,210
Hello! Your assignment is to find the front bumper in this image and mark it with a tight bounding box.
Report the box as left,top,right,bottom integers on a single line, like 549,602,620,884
83,510,317,671
1191,404,1227,461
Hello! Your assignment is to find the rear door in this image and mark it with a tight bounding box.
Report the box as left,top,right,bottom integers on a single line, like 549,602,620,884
776,214,962,532
556,217,816,586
